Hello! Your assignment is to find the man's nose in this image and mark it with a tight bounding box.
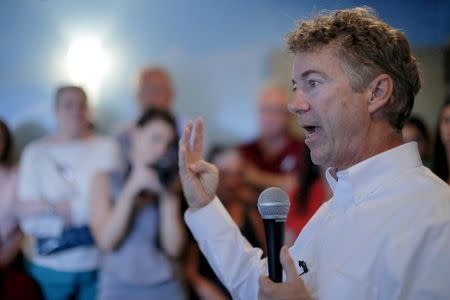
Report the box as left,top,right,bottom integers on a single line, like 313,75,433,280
288,91,310,114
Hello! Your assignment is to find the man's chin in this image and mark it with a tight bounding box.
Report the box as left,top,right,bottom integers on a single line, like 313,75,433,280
309,149,329,168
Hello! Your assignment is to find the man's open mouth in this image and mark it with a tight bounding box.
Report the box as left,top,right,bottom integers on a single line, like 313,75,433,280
303,126,319,138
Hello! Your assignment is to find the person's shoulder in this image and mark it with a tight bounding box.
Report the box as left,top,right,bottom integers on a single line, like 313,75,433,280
89,135,122,156
87,135,123,168
21,135,52,156
88,135,119,147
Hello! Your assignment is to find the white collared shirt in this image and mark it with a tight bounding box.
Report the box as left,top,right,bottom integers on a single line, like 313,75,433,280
185,142,450,299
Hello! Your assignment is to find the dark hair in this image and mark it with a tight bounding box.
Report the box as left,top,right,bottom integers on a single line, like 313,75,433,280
136,107,177,134
432,99,450,181
0,119,14,167
54,85,88,108
405,115,430,142
296,148,320,212
134,108,179,187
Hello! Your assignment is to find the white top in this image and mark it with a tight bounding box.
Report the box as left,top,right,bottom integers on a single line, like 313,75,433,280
185,142,450,299
18,135,121,272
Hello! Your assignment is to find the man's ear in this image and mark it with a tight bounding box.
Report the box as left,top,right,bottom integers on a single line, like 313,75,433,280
367,74,394,114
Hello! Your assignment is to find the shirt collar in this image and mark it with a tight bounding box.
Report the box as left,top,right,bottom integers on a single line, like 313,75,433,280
325,142,423,206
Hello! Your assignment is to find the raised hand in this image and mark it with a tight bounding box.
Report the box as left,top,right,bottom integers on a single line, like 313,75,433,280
178,118,219,210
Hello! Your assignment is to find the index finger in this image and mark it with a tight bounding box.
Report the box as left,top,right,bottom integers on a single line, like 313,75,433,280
179,120,193,149
280,245,298,282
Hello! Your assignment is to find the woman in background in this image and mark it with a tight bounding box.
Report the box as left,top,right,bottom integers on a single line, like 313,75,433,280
0,119,42,299
0,120,22,269
90,108,186,300
402,115,432,167
432,99,450,184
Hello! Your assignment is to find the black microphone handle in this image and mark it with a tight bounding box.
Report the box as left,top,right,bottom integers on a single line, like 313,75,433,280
263,219,285,282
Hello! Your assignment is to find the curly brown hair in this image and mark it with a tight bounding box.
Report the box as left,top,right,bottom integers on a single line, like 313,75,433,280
286,7,421,130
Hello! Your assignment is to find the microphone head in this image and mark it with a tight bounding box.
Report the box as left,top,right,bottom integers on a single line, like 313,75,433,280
257,187,290,220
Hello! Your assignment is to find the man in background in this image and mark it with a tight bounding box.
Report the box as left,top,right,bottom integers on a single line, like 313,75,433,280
239,82,305,193
117,67,186,162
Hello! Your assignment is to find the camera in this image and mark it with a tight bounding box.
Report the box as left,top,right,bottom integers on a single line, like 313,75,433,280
148,143,178,187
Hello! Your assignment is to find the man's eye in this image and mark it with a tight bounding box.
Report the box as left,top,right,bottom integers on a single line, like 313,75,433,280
308,80,319,88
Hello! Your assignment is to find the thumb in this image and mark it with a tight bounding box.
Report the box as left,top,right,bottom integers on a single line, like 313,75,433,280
280,245,297,282
190,160,218,175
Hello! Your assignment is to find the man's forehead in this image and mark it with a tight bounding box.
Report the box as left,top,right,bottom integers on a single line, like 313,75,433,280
59,90,86,102
291,46,341,78
141,74,168,85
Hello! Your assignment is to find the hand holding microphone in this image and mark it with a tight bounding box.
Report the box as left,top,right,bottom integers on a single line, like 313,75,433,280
257,187,312,299
257,187,290,282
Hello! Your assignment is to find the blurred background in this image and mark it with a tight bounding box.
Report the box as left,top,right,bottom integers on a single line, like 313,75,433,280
1,2,450,299
1,0,449,151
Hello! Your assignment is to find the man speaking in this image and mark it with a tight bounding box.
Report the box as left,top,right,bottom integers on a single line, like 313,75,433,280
179,7,450,299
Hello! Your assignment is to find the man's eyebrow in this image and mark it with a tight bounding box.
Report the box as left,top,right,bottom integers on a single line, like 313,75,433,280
299,70,327,79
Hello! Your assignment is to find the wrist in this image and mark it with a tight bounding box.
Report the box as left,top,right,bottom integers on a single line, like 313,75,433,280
160,189,175,200
188,197,214,212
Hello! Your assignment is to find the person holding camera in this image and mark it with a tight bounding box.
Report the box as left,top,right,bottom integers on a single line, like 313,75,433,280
90,108,186,300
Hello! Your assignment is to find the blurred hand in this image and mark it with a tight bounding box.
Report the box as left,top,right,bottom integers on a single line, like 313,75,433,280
258,246,312,300
179,119,218,210
128,166,163,196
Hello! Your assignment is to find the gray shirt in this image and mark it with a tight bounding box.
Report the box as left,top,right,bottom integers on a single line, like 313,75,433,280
100,170,174,285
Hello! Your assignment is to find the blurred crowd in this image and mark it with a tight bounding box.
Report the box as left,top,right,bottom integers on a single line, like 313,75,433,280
1,66,449,300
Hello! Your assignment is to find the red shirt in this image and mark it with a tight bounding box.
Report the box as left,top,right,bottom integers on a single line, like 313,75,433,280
286,177,327,236
239,135,305,174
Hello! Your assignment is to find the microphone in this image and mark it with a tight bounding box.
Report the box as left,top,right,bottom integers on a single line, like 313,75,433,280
257,187,290,282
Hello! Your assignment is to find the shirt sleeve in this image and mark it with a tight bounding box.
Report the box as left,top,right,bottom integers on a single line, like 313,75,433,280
69,137,122,225
97,138,122,171
184,197,267,300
